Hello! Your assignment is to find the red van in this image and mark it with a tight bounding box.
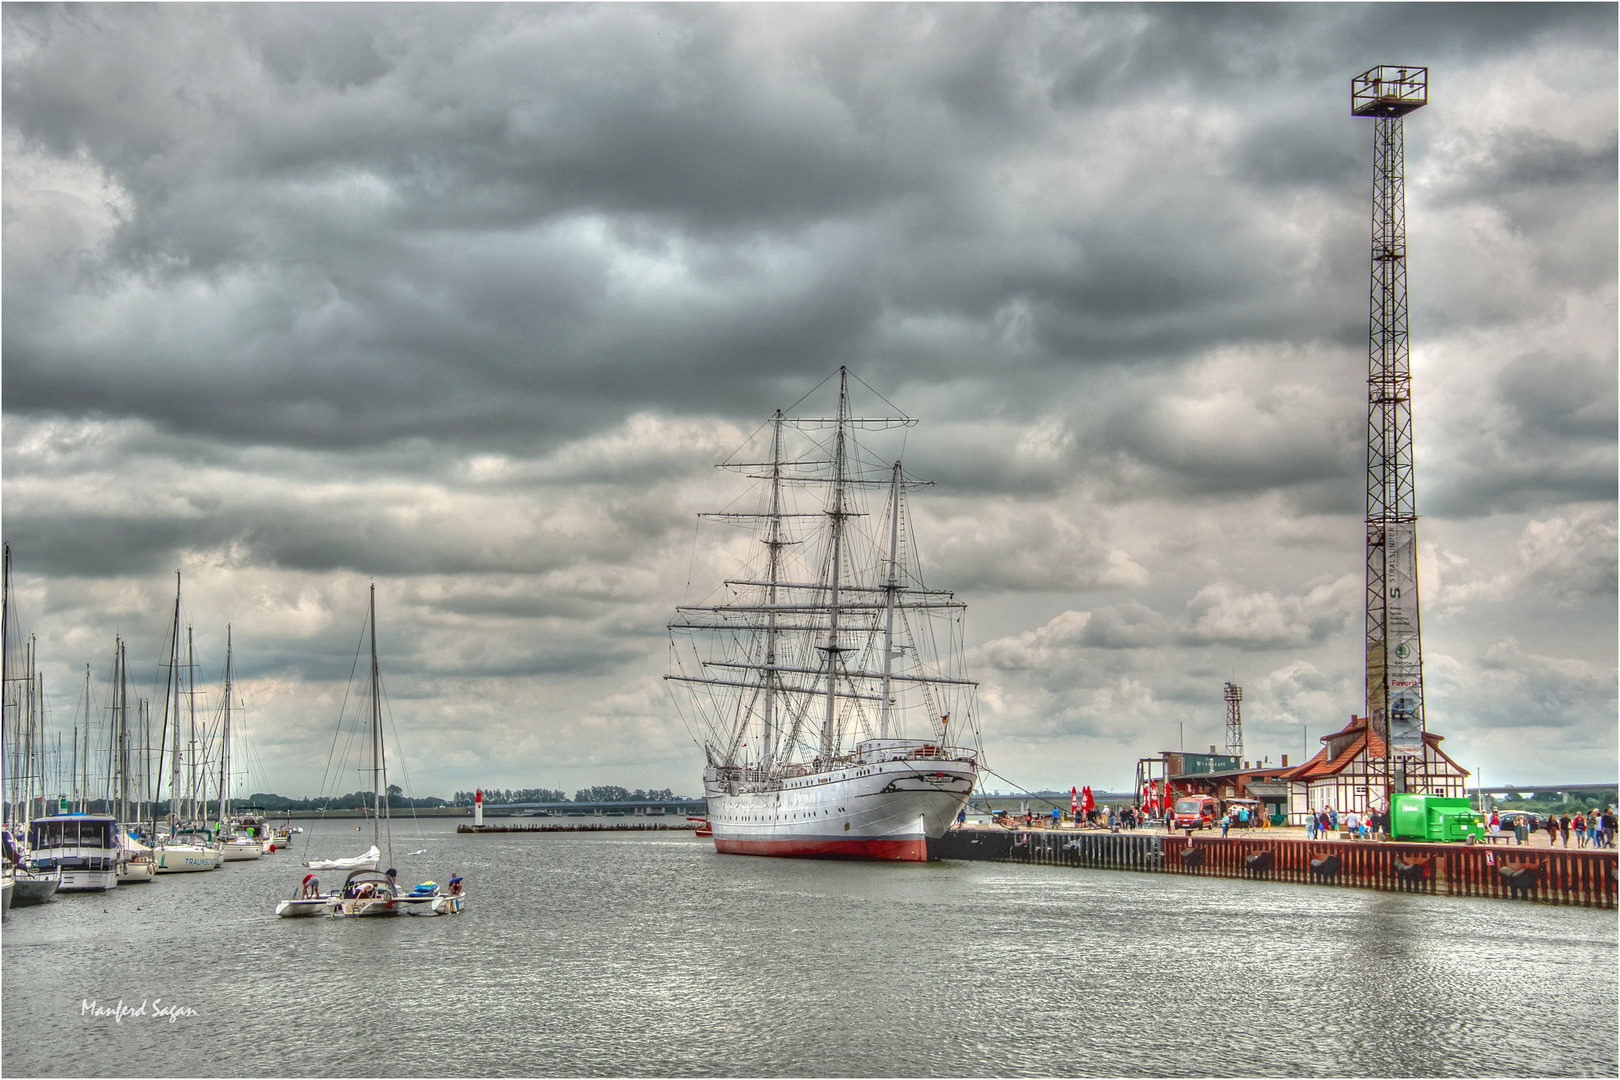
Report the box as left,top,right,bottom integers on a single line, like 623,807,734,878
1173,795,1220,830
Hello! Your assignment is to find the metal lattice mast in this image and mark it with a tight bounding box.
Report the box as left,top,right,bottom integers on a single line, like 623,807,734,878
1223,682,1243,758
1353,66,1428,806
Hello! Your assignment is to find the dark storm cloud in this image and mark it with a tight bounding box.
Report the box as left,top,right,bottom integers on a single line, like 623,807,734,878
2,4,1613,791
15,3,1607,462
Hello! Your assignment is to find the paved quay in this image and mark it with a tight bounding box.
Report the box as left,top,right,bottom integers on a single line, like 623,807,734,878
956,821,1614,849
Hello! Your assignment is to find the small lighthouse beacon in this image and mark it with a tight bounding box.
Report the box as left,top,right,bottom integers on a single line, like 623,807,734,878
474,788,483,827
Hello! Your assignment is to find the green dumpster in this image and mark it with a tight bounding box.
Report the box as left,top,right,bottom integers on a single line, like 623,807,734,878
1390,794,1486,842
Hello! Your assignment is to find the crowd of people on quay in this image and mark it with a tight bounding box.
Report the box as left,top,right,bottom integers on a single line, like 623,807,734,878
967,799,1617,849
1488,807,1615,848
1305,806,1387,841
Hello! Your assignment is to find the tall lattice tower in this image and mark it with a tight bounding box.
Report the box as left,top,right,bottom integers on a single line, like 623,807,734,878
1223,682,1243,758
1353,66,1428,804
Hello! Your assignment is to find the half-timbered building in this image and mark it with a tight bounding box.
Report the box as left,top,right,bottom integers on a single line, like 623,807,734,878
1283,714,1469,822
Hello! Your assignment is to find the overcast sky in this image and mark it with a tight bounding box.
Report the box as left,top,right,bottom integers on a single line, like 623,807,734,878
3,3,1614,801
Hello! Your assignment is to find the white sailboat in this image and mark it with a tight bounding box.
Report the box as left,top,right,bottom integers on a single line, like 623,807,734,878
212,630,264,863
152,573,223,874
667,369,981,861
280,586,462,916
115,829,157,883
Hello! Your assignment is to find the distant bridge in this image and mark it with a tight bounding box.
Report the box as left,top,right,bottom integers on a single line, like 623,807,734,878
1466,783,1616,798
479,799,707,817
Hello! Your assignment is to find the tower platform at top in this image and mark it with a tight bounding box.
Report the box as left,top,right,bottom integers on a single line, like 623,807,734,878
1351,66,1428,117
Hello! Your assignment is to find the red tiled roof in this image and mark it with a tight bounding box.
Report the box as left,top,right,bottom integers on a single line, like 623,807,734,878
1279,714,1457,782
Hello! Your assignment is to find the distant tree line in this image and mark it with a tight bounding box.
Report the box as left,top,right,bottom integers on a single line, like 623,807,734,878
244,786,449,811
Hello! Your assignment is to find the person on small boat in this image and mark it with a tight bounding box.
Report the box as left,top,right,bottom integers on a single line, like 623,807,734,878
447,874,463,896
385,868,398,894
301,873,321,898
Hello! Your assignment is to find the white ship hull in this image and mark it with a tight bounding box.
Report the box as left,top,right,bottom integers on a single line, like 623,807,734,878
705,744,976,861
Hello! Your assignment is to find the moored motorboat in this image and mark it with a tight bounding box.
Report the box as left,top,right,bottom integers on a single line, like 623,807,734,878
10,866,61,906
28,814,120,891
221,835,263,861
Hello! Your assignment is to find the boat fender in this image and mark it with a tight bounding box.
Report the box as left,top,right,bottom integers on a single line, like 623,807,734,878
1245,850,1273,873
1393,857,1430,881
1497,861,1543,892
1179,847,1204,866
1309,855,1341,878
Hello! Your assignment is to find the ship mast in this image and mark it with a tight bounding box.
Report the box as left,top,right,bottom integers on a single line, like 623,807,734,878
879,461,902,740
819,368,851,762
762,410,785,770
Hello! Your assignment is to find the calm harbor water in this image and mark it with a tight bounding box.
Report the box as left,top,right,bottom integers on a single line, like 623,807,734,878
2,818,1615,1078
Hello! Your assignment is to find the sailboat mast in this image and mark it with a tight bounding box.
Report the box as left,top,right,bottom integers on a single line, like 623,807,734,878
820,368,850,761
1,544,10,827
218,626,232,828
879,461,903,739
186,626,198,825
160,572,181,834
82,664,92,811
117,638,129,824
24,638,36,823
368,584,385,860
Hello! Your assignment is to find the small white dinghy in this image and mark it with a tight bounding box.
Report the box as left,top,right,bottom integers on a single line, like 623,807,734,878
276,872,335,917
304,845,380,873
396,876,465,916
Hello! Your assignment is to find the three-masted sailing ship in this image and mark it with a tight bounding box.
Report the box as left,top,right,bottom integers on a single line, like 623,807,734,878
666,368,981,861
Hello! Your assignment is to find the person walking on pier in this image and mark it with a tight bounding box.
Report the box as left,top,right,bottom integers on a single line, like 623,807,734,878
1573,812,1587,848
1601,808,1615,848
1558,813,1572,847
1306,814,1317,841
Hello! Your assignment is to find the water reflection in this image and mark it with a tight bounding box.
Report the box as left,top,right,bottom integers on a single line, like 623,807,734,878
3,821,1614,1077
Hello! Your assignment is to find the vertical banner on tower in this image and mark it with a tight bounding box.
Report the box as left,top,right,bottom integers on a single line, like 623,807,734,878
1383,521,1424,757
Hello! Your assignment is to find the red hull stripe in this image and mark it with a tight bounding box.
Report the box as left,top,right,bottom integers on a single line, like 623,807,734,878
714,834,927,862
